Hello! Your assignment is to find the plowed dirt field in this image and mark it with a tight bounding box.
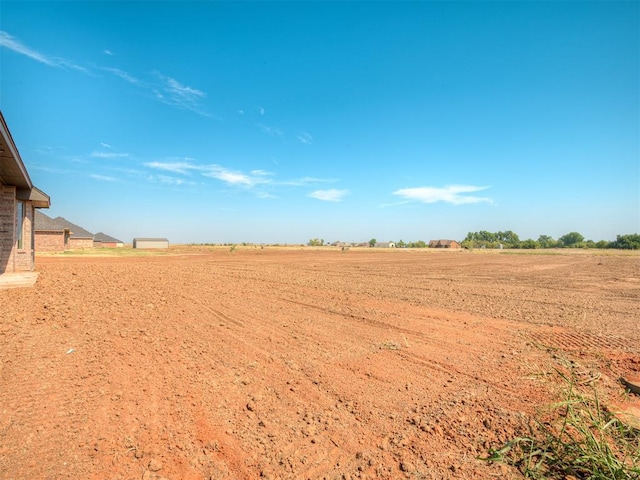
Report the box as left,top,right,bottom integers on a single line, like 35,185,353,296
1,247,638,479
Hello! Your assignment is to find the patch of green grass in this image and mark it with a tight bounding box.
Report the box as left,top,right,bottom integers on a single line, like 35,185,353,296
482,369,640,479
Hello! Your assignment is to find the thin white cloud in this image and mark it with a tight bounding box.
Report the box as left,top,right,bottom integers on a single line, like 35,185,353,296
281,176,336,187
297,132,313,145
250,169,273,177
143,160,339,197
104,49,114,56
0,31,89,74
102,67,139,85
90,174,118,182
143,161,198,175
393,185,493,205
100,142,112,149
238,110,245,116
308,189,349,202
153,72,207,114
0,31,57,66
144,161,268,188
91,151,130,159
258,106,265,116
257,123,283,137
201,166,272,187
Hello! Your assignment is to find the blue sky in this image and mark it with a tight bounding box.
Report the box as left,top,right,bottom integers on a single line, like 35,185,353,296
1,1,638,244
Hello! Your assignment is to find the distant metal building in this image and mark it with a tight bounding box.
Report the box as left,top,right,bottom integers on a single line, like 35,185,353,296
133,238,169,249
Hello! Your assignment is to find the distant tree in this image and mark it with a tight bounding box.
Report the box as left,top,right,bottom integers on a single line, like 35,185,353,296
518,239,540,249
464,231,501,249
559,232,585,247
610,234,640,250
396,239,406,248
496,230,520,246
413,240,427,248
368,238,377,248
308,238,324,247
595,240,610,249
537,235,558,249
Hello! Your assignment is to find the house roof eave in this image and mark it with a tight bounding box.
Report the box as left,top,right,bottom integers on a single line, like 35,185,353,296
0,111,32,189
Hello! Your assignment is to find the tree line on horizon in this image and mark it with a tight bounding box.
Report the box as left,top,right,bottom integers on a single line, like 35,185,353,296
307,232,640,250
461,231,640,250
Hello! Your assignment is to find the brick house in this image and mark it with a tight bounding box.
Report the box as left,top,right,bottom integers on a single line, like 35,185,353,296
94,232,124,248
34,210,70,252
49,217,94,249
428,239,462,249
0,111,50,274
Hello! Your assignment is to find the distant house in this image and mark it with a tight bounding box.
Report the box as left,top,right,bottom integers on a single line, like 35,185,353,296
34,211,71,252
94,232,124,248
0,111,50,274
133,238,169,249
428,239,462,249
374,241,396,248
50,217,94,249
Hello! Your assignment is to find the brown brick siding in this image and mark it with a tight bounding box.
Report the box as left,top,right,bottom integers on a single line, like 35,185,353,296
69,238,94,249
0,186,36,273
0,186,15,273
14,203,35,271
36,231,66,252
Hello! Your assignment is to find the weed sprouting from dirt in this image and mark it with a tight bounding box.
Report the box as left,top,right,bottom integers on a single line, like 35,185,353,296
482,369,640,479
378,341,402,350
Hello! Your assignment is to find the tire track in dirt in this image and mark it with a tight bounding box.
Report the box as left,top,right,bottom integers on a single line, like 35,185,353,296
529,329,637,353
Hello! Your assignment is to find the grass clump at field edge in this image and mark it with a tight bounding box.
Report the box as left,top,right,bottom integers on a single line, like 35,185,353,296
482,369,640,479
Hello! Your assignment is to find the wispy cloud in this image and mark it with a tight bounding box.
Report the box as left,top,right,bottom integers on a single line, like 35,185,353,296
0,31,89,73
393,185,493,205
143,159,338,198
144,160,269,188
102,67,139,85
147,174,195,186
1,31,216,116
297,132,313,145
91,151,130,159
90,174,119,182
143,161,198,174
0,31,57,66
258,105,265,116
308,189,349,202
100,142,112,149
280,176,336,187
202,166,271,187
257,123,283,137
154,72,208,115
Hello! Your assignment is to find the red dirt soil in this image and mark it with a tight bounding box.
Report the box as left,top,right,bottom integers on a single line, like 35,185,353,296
1,248,638,479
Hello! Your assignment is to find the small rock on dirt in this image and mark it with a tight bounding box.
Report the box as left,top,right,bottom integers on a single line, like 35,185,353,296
148,458,163,472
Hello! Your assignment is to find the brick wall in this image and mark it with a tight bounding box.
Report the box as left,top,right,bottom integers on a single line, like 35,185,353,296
69,238,94,249
36,231,66,252
0,187,38,273
0,186,15,273
14,203,35,271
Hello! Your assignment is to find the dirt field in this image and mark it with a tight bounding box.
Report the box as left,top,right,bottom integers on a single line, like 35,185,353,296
1,247,638,479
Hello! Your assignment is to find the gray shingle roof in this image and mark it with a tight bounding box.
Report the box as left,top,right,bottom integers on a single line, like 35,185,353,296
94,232,123,243
51,217,94,239
34,210,67,231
